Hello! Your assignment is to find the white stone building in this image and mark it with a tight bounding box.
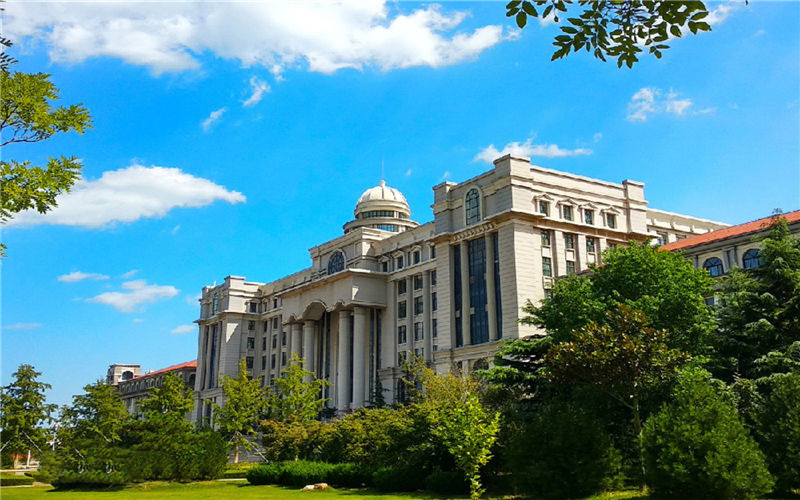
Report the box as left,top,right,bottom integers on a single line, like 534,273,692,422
191,155,727,421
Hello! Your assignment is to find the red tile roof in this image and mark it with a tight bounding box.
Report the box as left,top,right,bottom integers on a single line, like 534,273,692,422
133,360,197,380
662,210,800,251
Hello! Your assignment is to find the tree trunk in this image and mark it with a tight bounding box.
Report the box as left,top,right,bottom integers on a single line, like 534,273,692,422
234,442,240,464
633,398,646,490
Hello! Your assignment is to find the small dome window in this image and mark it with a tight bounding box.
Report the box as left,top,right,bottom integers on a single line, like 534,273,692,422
328,251,345,274
742,249,762,269
703,257,724,277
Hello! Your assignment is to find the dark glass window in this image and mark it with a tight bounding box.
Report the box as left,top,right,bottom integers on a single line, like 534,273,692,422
248,320,255,331
539,201,550,216
398,301,407,319
272,335,277,349
262,337,267,350
261,356,266,370
361,210,394,218
271,354,276,369
397,325,407,344
414,322,424,341
281,332,286,346
564,234,575,250
398,279,407,295
249,302,258,313
273,298,278,308
414,296,424,315
541,230,551,247
703,257,724,277
453,245,463,347
212,292,219,314
468,237,489,345
704,297,716,307
245,356,254,370
656,233,667,246
413,275,423,290
376,224,398,232
562,205,573,221
432,318,438,338
432,292,438,311
263,321,269,332
465,188,481,225
586,238,596,253
413,251,420,264
273,317,279,329
430,245,436,259
542,257,552,277
281,352,287,366
584,210,594,225
606,213,617,228
431,270,437,286
566,260,576,275
328,251,345,274
396,255,404,269
742,249,762,269
381,261,388,272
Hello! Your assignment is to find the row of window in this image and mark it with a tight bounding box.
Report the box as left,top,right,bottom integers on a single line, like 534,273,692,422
542,256,577,277
702,249,761,277
245,297,281,314
541,230,598,253
397,292,437,318
538,201,617,228
382,245,436,273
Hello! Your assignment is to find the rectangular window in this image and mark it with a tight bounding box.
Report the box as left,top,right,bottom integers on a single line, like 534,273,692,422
263,321,269,332
586,238,596,254
381,261,388,272
563,205,573,221
413,251,421,264
396,256,404,269
273,298,278,308
606,213,617,228
564,234,575,250
246,356,254,370
398,351,407,365
566,260,576,275
584,210,594,225
398,301,407,319
544,289,554,300
704,297,716,307
656,233,667,246
413,275,423,290
432,318,438,338
271,354,276,369
542,257,552,277
281,332,287,346
273,317,279,329
431,292,438,311
430,245,436,259
539,201,550,216
262,337,267,350
247,337,255,350
414,348,424,358
248,320,255,331
261,356,266,370
398,279,407,295
397,325,407,344
430,270,437,286
281,352,287,366
414,296,424,315
541,230,551,247
249,302,258,313
272,335,277,349
414,322,424,341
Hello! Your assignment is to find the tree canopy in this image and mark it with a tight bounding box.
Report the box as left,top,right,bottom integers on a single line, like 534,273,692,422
211,358,267,463
265,354,329,423
0,364,57,458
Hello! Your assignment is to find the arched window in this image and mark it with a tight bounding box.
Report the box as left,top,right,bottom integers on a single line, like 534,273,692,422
121,371,134,381
703,257,724,277
465,188,481,225
327,251,345,274
742,249,762,269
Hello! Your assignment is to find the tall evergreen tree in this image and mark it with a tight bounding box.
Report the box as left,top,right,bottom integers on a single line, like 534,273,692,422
0,364,56,465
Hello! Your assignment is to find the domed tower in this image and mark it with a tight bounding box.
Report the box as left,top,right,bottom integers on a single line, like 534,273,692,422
343,180,419,234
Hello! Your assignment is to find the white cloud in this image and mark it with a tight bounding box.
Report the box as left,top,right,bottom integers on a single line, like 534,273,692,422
4,323,43,331
185,293,201,306
706,3,740,26
5,2,513,76
58,271,110,283
627,87,709,122
171,325,195,335
86,279,179,313
171,224,180,235
242,76,270,107
474,138,592,163
405,169,413,177
201,107,226,131
122,269,138,279
592,132,603,143
439,171,451,182
132,318,144,323
6,165,245,228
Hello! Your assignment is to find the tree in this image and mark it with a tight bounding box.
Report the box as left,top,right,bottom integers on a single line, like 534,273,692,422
505,0,712,68
211,358,267,463
714,216,800,380
545,305,690,486
0,69,92,254
419,367,500,500
0,364,57,466
264,354,329,423
137,372,193,430
755,373,800,494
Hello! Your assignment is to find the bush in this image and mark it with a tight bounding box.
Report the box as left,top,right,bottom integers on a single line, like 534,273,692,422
246,462,286,485
278,460,333,487
643,368,774,499
122,428,227,482
260,420,335,462
24,471,50,483
1,474,35,486
51,471,129,489
328,463,374,488
506,402,621,499
372,466,425,492
425,470,469,495
756,373,800,494
246,461,373,488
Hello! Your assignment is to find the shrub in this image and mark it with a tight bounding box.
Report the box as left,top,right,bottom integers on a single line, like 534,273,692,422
246,462,286,485
506,402,621,499
372,466,425,492
279,460,332,487
643,368,774,499
122,428,227,482
1,474,35,486
24,471,50,483
756,373,800,494
260,420,334,462
328,463,374,488
51,471,129,489
425,470,469,495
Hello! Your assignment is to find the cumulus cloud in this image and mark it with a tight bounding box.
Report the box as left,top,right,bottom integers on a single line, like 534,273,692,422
122,270,138,279
58,271,110,283
171,325,195,335
474,138,592,163
6,165,245,228
627,87,705,122
706,2,740,26
132,318,144,323
86,279,179,313
201,107,226,131
243,76,270,107
5,2,513,76
3,323,43,331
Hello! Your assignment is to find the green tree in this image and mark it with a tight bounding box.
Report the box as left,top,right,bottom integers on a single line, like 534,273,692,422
714,216,800,380
755,372,800,494
137,372,193,430
0,69,92,254
211,358,267,463
545,305,690,487
265,354,329,423
506,0,712,68
0,364,57,465
419,367,500,500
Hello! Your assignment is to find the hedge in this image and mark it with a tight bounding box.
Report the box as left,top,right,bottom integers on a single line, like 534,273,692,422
52,471,129,489
246,461,375,488
1,474,35,486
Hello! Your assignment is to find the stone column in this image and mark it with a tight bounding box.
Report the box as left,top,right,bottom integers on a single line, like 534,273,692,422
336,311,351,410
485,233,498,341
352,307,367,408
303,320,316,381
577,234,588,272
423,272,433,361
290,323,302,360
459,241,470,345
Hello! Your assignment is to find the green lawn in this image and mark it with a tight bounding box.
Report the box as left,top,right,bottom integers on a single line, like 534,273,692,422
0,481,652,500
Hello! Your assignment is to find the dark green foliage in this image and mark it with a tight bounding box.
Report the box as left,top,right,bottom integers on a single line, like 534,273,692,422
643,368,773,499
425,470,469,495
245,461,374,488
755,373,800,494
372,466,425,492
0,364,57,457
260,419,335,462
506,402,621,499
321,407,417,466
326,462,375,488
505,0,711,68
121,427,226,482
51,471,129,489
246,462,286,485
1,474,34,486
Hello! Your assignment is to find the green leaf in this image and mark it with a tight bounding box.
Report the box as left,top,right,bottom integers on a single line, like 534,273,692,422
522,1,538,17
516,11,528,28
506,0,521,9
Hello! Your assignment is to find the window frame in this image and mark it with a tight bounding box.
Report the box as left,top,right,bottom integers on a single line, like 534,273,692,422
465,188,482,225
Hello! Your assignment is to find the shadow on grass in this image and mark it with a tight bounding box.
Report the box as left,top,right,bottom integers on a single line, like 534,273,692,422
232,483,471,499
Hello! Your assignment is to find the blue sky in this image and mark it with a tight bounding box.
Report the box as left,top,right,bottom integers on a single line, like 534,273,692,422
2,1,798,407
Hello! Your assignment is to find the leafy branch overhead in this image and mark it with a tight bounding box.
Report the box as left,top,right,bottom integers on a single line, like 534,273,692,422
506,0,712,68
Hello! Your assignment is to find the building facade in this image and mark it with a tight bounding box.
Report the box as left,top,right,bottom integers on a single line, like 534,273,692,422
191,155,728,421
109,361,196,416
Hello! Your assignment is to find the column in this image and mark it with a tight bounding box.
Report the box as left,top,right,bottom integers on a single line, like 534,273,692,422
423,272,433,361
290,323,302,360
336,311,351,410
303,320,316,381
551,229,564,277
459,241,470,345
352,307,367,408
485,233,498,342
577,234,588,272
